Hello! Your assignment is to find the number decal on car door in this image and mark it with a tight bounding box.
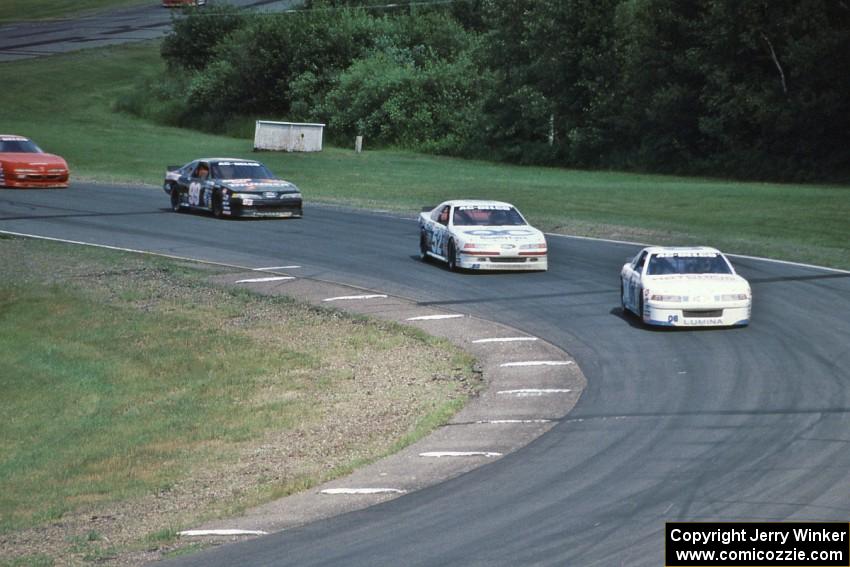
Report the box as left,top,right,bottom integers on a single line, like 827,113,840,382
188,182,201,206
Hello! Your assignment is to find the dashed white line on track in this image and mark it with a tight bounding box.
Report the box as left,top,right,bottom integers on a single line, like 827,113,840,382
475,419,552,424
499,361,573,367
235,276,296,283
321,488,406,495
419,451,502,458
497,389,571,397
323,294,388,302
406,314,465,321
254,265,301,271
471,337,538,343
178,529,268,537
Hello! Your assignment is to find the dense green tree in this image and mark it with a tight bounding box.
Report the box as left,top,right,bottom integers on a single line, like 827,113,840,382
160,4,245,71
135,0,850,180
695,0,850,178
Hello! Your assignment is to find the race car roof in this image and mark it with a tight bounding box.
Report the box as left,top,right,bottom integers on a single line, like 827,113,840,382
191,157,264,165
642,246,723,255
440,199,516,209
0,135,30,141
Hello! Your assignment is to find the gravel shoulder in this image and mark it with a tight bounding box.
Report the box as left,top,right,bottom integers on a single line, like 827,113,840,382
156,268,586,563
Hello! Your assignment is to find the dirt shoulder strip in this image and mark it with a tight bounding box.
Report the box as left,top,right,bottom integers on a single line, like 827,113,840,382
176,269,585,546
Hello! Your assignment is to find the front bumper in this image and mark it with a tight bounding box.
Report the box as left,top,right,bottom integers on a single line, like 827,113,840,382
2,175,68,189
457,253,548,271
643,301,751,327
224,198,303,218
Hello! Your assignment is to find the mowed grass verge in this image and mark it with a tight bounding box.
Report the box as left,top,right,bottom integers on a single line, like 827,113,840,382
0,41,847,269
0,236,475,564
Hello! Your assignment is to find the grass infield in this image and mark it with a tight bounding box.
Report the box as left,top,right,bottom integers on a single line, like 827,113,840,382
0,237,475,563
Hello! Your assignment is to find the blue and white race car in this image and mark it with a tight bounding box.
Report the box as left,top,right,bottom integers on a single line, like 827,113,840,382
620,246,751,327
418,200,548,271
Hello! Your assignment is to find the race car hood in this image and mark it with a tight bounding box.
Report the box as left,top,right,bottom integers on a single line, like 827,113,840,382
644,274,749,294
220,179,300,194
454,226,546,245
0,152,68,168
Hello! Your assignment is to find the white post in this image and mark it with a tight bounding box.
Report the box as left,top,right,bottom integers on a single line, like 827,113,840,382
355,135,363,153
548,114,554,146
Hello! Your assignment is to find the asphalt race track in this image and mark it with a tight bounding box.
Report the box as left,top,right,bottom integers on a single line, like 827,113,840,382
2,183,849,566
0,0,298,62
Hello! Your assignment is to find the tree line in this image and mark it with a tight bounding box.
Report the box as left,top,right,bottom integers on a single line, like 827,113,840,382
119,0,850,182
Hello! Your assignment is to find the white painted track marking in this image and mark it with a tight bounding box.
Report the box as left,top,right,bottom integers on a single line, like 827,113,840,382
497,389,572,397
254,265,301,271
235,276,295,283
323,294,388,302
179,529,268,537
321,488,406,495
475,419,552,424
419,451,502,458
472,337,538,343
406,314,465,321
500,361,573,367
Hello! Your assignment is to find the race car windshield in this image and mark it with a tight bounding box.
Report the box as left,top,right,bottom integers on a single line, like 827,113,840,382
646,254,733,275
453,207,526,226
0,139,42,153
212,163,275,179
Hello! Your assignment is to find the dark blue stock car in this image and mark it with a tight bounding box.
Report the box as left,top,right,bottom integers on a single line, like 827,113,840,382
164,158,303,219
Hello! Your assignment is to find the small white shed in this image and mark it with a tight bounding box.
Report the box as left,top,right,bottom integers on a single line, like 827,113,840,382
253,120,325,152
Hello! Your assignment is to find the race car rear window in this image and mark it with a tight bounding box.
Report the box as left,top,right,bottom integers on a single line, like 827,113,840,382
646,254,733,275
453,206,526,226
212,162,275,180
0,139,42,153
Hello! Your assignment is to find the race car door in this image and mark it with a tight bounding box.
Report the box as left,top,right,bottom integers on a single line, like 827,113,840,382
626,250,648,311
429,204,452,258
188,161,213,210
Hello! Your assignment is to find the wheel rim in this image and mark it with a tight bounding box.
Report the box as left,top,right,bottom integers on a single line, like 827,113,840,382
447,241,456,270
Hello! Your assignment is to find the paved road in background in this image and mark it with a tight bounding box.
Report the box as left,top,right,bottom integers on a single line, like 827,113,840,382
0,0,298,62
2,184,849,566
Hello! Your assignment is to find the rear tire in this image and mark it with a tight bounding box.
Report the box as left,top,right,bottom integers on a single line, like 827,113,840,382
170,186,182,212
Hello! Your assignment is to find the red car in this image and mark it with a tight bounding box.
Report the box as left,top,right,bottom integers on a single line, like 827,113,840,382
0,135,69,189
162,0,206,6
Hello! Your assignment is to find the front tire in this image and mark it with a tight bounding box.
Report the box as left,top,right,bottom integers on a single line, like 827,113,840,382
620,281,628,314
419,232,430,262
638,292,646,324
170,186,182,212
211,192,224,219
447,239,458,271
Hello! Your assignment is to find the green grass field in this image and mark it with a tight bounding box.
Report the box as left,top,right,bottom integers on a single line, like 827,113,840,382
0,41,847,269
0,237,474,563
0,0,150,23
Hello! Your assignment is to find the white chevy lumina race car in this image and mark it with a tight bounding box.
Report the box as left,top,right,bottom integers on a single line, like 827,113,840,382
620,246,751,327
419,200,548,271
